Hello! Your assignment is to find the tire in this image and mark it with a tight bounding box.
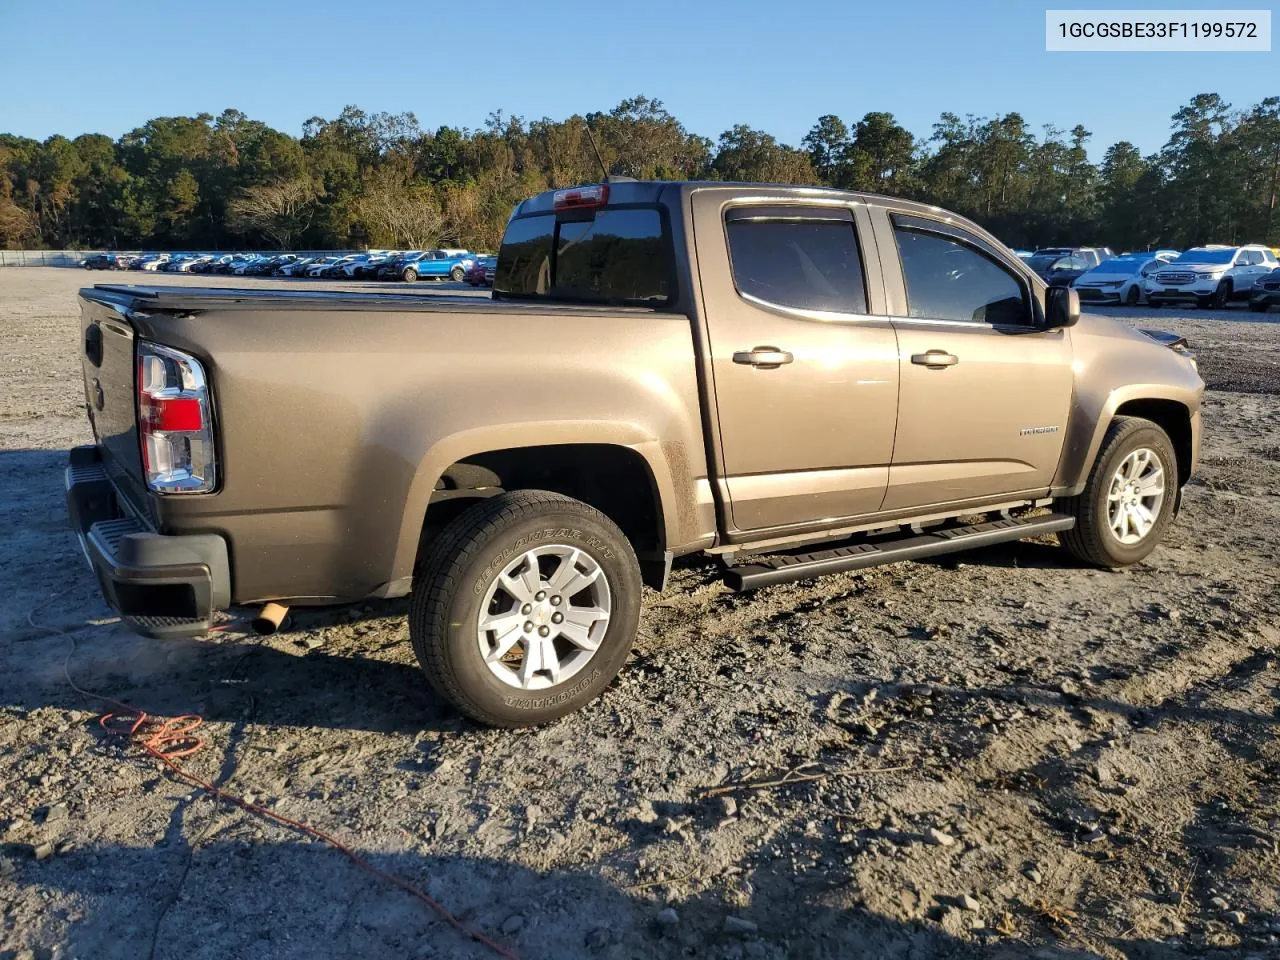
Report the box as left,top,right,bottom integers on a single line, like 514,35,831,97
402,267,417,282
409,490,641,727
1059,416,1178,569
1125,285,1141,306
1211,280,1232,309
450,265,465,282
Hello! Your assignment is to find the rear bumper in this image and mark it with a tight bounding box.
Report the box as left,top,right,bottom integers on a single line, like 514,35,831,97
66,445,229,639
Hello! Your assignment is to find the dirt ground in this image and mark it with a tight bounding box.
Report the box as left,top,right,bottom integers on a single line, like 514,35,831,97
1,267,1278,960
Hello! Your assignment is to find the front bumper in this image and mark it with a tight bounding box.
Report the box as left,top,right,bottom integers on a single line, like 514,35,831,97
66,445,229,639
1075,287,1124,303
1253,288,1280,305
1146,282,1218,300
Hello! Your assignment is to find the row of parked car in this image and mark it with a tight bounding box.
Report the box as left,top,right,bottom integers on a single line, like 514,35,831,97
81,250,499,286
1013,243,1280,310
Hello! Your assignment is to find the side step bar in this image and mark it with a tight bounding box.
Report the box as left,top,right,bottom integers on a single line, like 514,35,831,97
723,513,1076,591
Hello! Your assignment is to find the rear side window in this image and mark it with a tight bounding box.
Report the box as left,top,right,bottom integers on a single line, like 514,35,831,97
494,208,673,305
726,219,867,314
893,225,1029,326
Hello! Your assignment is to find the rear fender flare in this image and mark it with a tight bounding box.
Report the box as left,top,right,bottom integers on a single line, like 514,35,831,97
389,423,683,581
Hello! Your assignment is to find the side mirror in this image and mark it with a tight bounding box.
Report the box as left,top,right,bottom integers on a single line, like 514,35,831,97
1045,286,1080,328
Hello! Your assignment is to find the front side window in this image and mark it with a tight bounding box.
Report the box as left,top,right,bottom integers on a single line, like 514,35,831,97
725,217,867,314
893,224,1029,326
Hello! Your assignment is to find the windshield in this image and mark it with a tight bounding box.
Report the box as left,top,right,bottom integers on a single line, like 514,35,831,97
1173,249,1234,265
495,206,674,305
1086,256,1147,276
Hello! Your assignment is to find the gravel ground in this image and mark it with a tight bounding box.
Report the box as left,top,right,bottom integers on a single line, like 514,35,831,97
1,268,1279,960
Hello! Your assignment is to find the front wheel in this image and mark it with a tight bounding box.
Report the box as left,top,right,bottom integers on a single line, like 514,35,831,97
450,265,465,282
410,491,641,727
1060,416,1177,569
1211,280,1232,309
1125,285,1141,306
402,267,417,282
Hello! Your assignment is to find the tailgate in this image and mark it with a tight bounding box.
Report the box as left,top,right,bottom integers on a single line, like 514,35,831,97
79,295,147,501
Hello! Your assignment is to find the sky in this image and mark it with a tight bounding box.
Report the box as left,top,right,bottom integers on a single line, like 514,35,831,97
0,0,1275,160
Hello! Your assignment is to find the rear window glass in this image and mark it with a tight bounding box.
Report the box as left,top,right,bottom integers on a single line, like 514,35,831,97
495,208,673,305
726,219,868,314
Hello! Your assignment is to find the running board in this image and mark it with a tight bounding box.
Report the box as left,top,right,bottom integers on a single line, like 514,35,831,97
723,513,1076,591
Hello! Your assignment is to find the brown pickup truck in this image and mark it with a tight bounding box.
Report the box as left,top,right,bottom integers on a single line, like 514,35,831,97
69,180,1204,726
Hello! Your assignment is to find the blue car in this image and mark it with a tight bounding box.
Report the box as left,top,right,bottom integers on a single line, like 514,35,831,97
397,249,475,283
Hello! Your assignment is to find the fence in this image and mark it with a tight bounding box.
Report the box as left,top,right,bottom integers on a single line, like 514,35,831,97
0,250,363,268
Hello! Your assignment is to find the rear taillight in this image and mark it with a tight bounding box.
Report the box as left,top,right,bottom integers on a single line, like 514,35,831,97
553,184,608,210
137,342,216,494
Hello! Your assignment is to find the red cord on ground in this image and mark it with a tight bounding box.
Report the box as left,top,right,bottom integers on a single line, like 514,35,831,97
55,630,520,960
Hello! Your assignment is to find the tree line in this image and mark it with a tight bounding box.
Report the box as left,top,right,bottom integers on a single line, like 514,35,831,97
1,93,1277,254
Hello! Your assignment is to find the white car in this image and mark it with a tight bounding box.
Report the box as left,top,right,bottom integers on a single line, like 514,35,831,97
305,257,341,277
139,255,170,271
1145,244,1279,308
336,254,373,278
1072,251,1177,306
277,257,314,277
232,256,268,275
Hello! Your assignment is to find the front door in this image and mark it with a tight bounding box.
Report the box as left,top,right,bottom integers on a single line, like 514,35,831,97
692,193,899,533
876,211,1073,512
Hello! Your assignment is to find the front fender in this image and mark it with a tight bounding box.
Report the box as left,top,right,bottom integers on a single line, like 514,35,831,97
1053,313,1204,495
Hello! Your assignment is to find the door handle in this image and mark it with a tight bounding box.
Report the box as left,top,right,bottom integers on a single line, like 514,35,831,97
910,350,959,368
733,347,794,369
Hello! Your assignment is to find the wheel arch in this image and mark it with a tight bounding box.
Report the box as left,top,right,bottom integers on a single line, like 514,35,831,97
394,432,683,591
1112,398,1194,487
1058,388,1199,496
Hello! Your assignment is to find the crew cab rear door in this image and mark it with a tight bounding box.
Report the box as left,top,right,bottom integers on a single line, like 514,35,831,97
870,207,1073,511
690,191,899,534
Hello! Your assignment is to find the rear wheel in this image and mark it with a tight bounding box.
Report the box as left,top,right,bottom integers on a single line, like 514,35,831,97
409,491,641,727
450,265,465,282
402,267,418,282
1060,417,1177,569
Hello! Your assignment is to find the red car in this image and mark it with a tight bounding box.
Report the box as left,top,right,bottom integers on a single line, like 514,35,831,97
464,255,496,287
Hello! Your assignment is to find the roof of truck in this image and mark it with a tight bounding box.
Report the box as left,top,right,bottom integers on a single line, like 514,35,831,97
511,179,1010,254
